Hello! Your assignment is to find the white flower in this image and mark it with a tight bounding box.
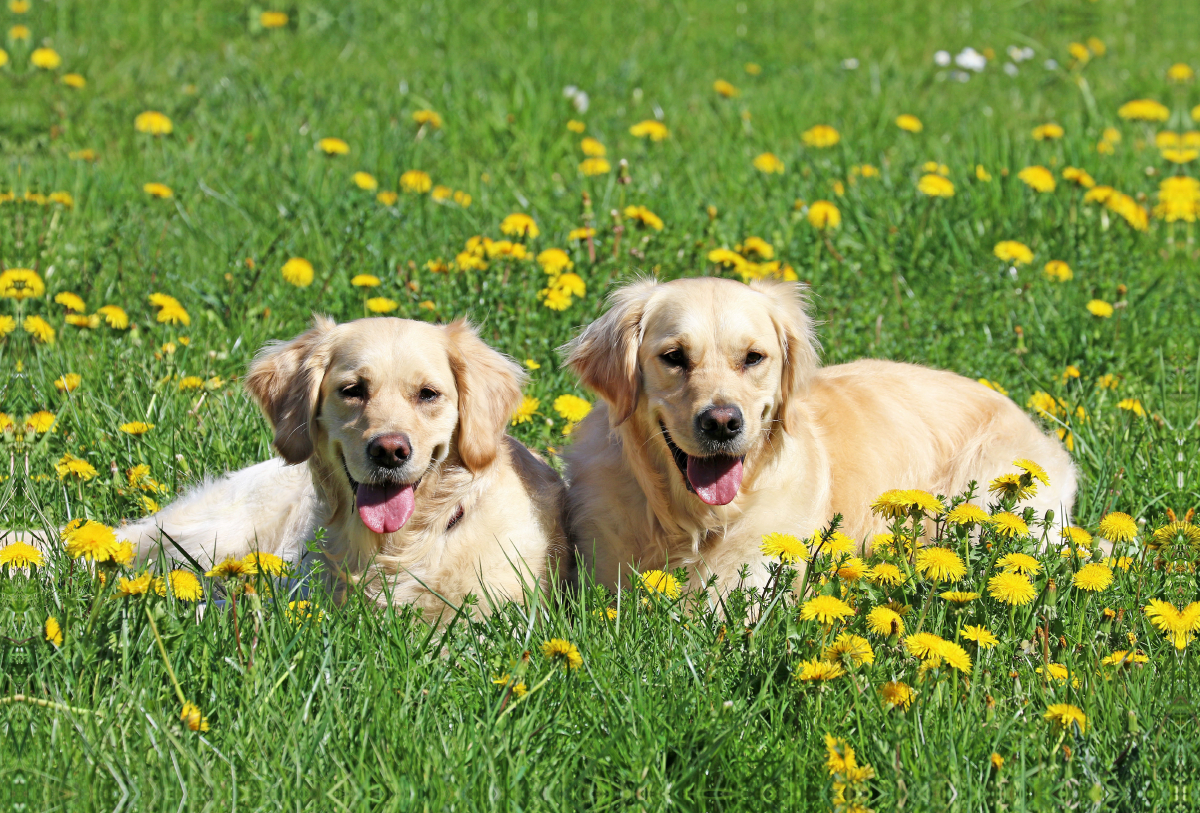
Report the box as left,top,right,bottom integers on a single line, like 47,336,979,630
1004,62,1019,77
572,91,589,113
1007,45,1035,63
562,84,578,98
1043,59,1058,70
952,71,971,83
934,50,951,67
841,58,860,70
955,47,987,71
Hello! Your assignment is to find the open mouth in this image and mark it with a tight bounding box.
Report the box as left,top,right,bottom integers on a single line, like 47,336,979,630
659,423,744,507
342,455,421,534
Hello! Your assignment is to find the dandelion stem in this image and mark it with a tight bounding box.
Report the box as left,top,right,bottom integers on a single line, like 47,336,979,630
145,607,186,707
496,669,557,722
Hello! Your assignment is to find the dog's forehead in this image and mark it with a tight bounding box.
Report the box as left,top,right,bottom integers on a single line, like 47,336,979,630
329,318,454,381
647,282,775,348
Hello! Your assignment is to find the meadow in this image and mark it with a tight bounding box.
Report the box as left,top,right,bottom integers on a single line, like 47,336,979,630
1,0,1199,809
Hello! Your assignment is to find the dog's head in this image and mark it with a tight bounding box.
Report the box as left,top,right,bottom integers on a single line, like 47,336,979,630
245,317,524,534
566,277,818,506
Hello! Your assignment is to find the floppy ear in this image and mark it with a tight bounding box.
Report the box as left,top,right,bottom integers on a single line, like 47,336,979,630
564,278,658,425
444,320,526,473
244,316,336,464
749,279,821,434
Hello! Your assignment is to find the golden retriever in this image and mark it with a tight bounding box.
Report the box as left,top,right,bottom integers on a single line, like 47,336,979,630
119,316,567,617
563,277,1076,591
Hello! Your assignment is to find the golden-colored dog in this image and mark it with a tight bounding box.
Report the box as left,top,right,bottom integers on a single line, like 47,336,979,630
564,277,1076,591
120,317,567,617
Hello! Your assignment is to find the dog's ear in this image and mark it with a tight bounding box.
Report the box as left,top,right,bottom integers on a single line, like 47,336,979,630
244,316,336,464
445,320,526,473
564,278,658,425
750,279,821,433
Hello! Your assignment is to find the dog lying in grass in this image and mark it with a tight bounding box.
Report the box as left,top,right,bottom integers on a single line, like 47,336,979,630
563,277,1076,591
119,317,568,618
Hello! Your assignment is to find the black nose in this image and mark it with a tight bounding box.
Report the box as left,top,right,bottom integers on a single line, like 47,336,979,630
367,433,412,468
697,405,743,442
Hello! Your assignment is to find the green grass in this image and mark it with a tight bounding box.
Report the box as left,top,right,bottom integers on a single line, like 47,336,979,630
3,0,1199,809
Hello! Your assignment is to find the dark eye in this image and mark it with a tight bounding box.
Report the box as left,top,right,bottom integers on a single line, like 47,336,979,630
418,388,440,402
660,349,687,368
745,351,764,367
340,381,366,400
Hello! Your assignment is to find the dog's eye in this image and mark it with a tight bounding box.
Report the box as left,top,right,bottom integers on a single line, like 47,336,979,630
660,349,687,368
745,351,764,367
340,382,366,400
418,388,440,402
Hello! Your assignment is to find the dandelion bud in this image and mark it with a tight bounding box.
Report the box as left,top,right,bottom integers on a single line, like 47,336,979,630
1045,578,1058,608
1116,283,1127,297
1126,710,1140,734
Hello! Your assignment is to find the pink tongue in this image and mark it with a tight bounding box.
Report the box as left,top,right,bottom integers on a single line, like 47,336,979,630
356,483,416,534
686,456,744,506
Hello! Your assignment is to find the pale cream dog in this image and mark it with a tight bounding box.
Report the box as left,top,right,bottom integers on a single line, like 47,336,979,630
119,317,567,617
563,277,1076,591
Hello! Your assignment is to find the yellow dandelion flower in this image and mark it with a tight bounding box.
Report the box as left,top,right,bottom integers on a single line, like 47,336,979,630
760,532,809,564
989,512,1030,538
997,552,1041,575
1087,299,1114,318
45,617,63,647
579,157,611,176
823,633,874,667
1032,123,1064,141
143,182,173,199
25,411,56,433
118,573,153,596
0,541,44,568
1143,600,1200,650
795,659,846,682
366,297,397,313
399,170,432,193
807,200,841,229
1098,512,1137,542
352,172,378,191
412,109,442,128
1060,526,1093,548
351,274,381,288
753,152,785,174
1101,650,1149,667
801,124,840,148
96,305,129,329
917,174,955,197
946,503,990,526
178,376,203,391
1073,562,1113,592
537,248,573,276
23,315,55,344
181,701,210,732
376,191,398,206
134,111,173,135
260,11,288,28
553,394,591,423
54,291,86,313
1044,704,1087,733
281,257,314,287
639,569,681,599
879,681,913,709
511,396,539,426
623,205,664,231
1061,167,1096,189
975,164,992,182
867,563,903,586
119,421,153,435
993,240,1033,265
940,590,979,604
800,595,855,625
207,557,253,580
64,520,118,562
243,551,286,576
542,638,583,669
154,570,203,601
1118,99,1169,122
914,548,966,582
0,268,45,300
317,137,350,155
500,213,539,238
904,632,946,660
989,473,1039,501
629,120,670,141
1043,260,1073,282
30,47,62,69
55,454,97,481
713,79,739,97
960,624,998,649
567,120,586,133
54,373,82,393
866,606,904,636
895,114,923,133
988,572,1037,605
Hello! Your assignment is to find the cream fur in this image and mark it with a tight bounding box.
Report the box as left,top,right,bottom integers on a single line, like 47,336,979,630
564,277,1076,592
121,316,567,619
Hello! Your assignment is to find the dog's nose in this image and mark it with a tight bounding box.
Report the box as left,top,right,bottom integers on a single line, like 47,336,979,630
367,433,412,468
697,405,744,442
